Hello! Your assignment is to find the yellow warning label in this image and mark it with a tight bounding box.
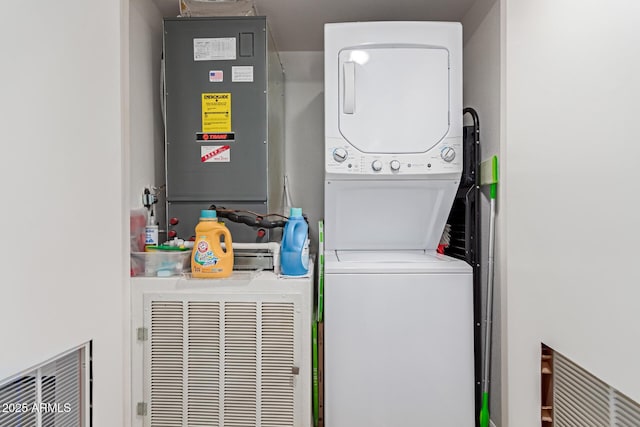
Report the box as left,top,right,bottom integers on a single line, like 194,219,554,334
202,93,231,132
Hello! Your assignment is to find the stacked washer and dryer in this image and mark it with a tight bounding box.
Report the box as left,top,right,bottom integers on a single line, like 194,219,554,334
323,22,475,426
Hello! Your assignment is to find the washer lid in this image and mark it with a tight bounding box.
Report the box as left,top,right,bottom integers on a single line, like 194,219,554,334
324,179,460,251
338,45,450,154
337,250,440,263
325,250,472,274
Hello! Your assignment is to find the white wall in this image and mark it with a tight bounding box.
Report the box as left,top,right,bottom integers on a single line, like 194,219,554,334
504,0,640,425
0,2,127,426
130,0,165,212
280,52,325,246
462,0,502,425
129,0,166,245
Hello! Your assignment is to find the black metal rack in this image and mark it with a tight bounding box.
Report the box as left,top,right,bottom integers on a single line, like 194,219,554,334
443,107,481,427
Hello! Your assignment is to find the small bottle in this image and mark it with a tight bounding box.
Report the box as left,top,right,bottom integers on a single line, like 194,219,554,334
191,210,234,278
281,207,309,276
144,209,159,247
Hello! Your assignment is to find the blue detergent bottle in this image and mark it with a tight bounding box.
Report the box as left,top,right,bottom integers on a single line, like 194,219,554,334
281,207,309,276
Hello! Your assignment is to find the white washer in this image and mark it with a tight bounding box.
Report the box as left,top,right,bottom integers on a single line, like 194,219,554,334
324,251,474,426
323,22,474,426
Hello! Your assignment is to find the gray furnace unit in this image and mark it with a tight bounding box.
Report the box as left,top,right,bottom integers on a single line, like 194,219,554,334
163,16,284,242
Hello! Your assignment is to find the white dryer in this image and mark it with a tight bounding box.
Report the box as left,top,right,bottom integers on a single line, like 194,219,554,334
323,22,474,426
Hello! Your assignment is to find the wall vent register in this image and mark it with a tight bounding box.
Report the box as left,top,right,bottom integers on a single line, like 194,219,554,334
0,344,90,427
542,344,640,426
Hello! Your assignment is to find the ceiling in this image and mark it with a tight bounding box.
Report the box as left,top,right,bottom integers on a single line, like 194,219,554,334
152,0,477,51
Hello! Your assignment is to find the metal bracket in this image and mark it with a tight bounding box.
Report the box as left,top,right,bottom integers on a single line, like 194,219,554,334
137,327,148,341
137,402,148,416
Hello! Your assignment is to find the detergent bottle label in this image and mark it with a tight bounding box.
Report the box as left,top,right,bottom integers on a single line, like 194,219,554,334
194,239,219,267
301,238,310,269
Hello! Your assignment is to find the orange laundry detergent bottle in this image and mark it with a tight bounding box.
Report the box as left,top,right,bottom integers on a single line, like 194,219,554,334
191,210,234,278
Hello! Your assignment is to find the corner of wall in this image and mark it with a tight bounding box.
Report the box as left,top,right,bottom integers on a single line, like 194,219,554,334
462,0,499,44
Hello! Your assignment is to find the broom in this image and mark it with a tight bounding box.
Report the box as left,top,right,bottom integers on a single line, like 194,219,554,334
479,155,498,427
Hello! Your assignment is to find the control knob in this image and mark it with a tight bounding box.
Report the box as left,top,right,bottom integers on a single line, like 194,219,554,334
390,160,401,171
371,160,382,172
441,147,456,163
333,148,348,163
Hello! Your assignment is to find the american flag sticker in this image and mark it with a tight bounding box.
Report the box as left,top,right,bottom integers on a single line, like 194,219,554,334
201,145,231,163
209,70,224,82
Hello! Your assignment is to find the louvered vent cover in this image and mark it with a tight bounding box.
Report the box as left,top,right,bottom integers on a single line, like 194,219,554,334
554,351,640,426
150,301,184,427
554,352,610,426
0,345,88,427
0,376,37,427
613,391,640,426
147,297,297,427
188,301,220,427
261,302,295,427
224,302,257,427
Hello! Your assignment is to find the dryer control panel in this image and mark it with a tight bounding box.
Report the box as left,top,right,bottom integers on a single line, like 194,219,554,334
326,137,463,176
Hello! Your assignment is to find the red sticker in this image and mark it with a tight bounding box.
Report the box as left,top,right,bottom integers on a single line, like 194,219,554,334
201,145,231,162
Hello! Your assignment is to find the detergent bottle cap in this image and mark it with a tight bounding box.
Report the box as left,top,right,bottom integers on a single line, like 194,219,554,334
200,209,217,219
290,207,303,218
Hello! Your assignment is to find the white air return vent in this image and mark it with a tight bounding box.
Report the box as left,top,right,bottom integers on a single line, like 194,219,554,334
553,351,640,427
143,294,302,427
261,302,296,427
554,352,610,425
187,301,221,427
0,344,90,427
223,302,258,427
150,301,184,427
613,391,640,426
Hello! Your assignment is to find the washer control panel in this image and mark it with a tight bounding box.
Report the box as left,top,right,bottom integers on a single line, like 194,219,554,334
326,138,463,175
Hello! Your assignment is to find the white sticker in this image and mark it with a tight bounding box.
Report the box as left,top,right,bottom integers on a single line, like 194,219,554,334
232,66,254,82
209,70,224,82
193,38,236,61
201,145,231,163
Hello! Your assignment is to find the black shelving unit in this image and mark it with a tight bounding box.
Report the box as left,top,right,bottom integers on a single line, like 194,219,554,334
443,107,481,427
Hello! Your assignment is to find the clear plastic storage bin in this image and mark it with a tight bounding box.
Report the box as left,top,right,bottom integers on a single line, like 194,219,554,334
130,251,191,277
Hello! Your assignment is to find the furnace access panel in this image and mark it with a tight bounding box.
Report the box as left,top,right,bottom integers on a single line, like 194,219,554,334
163,16,284,242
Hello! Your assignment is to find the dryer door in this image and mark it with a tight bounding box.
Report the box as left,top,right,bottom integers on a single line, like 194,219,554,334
338,46,450,154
